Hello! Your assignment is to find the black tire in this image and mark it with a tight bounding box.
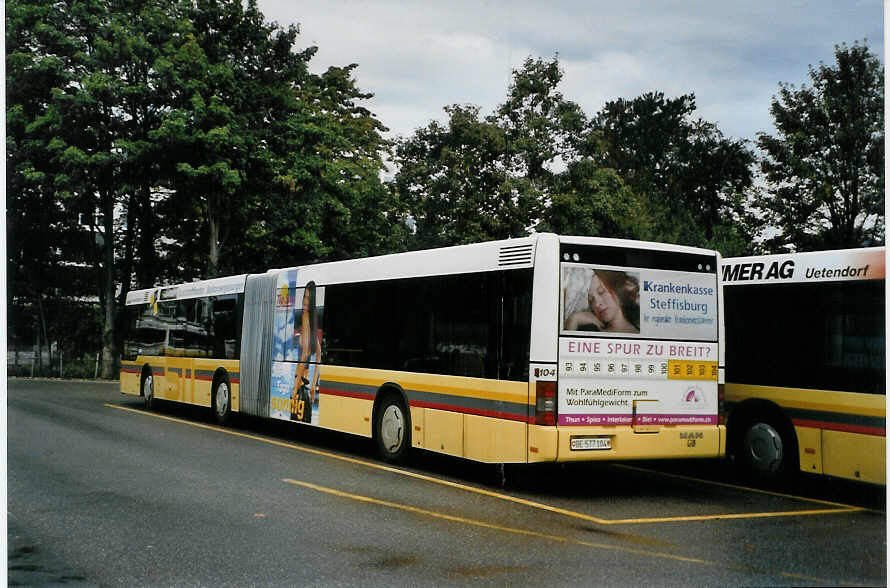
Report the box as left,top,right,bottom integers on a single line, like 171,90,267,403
736,416,796,487
142,370,155,411
212,374,232,426
374,394,411,463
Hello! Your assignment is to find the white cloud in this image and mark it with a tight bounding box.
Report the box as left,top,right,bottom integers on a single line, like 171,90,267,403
260,0,883,141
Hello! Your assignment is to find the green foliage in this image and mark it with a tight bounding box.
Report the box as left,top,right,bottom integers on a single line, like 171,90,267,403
395,57,593,248
541,161,654,240
593,92,758,254
149,1,400,276
757,41,884,252
395,58,757,255
7,0,400,374
493,56,587,183
6,0,108,371
395,104,522,248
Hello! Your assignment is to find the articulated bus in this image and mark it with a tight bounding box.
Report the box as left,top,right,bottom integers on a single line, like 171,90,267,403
722,247,885,485
121,234,725,465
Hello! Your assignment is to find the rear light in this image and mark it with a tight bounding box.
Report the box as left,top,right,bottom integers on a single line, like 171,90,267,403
535,380,557,426
717,383,726,425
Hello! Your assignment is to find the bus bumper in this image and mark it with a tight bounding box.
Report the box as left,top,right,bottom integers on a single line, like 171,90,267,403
528,424,726,462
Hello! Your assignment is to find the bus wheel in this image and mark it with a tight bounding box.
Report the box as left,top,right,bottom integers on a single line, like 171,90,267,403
739,419,792,485
375,395,410,463
142,372,155,411
212,376,231,426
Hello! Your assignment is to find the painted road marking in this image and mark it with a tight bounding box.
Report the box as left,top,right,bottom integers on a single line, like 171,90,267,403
106,403,865,525
614,464,867,511
282,478,858,586
282,478,713,565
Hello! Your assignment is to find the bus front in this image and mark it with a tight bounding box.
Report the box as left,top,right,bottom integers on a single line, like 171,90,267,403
528,235,725,462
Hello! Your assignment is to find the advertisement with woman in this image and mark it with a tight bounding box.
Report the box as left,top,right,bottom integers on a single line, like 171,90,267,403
270,270,324,425
563,268,641,333
561,263,717,341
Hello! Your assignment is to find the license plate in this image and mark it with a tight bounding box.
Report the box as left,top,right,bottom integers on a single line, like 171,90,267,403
570,436,612,451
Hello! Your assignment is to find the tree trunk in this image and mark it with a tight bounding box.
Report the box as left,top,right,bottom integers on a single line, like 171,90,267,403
116,193,137,357
207,197,220,278
101,190,117,379
136,183,155,288
121,195,135,296
37,294,50,372
34,308,42,374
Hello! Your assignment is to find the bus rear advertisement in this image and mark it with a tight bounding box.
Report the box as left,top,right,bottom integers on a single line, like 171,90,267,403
555,244,721,457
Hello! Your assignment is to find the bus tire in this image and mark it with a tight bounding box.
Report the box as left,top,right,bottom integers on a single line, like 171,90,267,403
212,373,232,426
737,416,796,487
374,393,410,464
142,369,155,411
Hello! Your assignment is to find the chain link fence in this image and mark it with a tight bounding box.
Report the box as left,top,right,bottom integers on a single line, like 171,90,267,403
7,298,106,379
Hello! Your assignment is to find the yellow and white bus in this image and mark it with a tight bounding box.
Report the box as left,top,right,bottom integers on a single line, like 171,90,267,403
121,234,725,464
722,247,885,485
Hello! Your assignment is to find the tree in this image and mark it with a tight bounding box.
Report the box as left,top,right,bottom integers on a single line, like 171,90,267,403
7,0,132,378
593,92,758,254
152,1,400,276
539,160,654,240
246,62,405,267
6,0,76,371
302,64,406,261
492,56,587,191
395,104,518,248
8,0,399,376
152,1,271,278
395,56,589,249
757,41,884,252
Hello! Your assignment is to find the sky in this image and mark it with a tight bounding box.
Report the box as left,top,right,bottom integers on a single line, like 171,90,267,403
257,1,883,146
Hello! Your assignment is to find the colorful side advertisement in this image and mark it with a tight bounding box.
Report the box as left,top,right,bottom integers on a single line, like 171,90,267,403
270,269,324,425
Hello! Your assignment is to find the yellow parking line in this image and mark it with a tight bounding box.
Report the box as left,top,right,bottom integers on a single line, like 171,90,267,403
105,403,611,524
606,507,861,525
614,464,868,510
282,478,713,565
106,403,864,525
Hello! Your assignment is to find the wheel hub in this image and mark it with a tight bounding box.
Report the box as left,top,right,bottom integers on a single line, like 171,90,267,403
216,382,229,415
380,405,404,452
744,422,783,474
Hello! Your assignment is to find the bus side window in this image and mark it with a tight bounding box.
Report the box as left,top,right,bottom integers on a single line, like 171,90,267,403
323,281,397,370
726,280,886,395
153,301,175,356
322,270,531,382
832,280,885,394
211,295,240,360
500,269,533,382
397,273,492,379
123,304,166,359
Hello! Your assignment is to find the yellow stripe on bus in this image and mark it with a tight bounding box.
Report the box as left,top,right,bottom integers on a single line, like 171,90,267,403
725,383,885,417
319,364,530,405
